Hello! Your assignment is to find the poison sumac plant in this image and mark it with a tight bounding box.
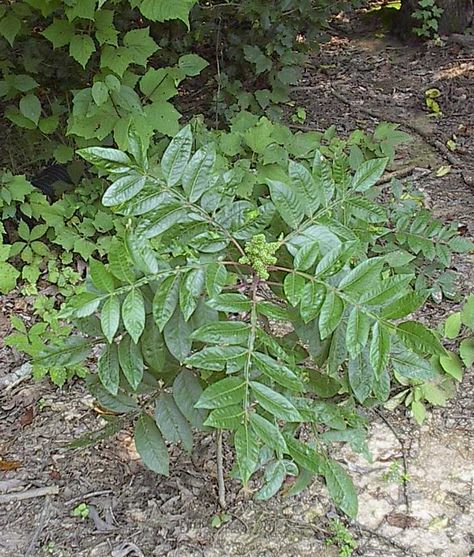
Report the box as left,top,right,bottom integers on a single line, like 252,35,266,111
37,126,466,517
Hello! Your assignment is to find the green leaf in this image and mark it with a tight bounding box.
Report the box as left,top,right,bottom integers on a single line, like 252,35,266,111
351,158,388,192
182,144,216,202
87,377,139,414
439,352,463,381
253,352,304,391
250,413,287,453
154,393,193,452
118,335,144,390
391,349,436,380
256,461,287,500
461,295,474,329
153,275,179,331
163,308,192,362
42,18,74,48
294,242,319,271
396,321,446,356
359,274,414,306
284,273,305,307
256,301,291,321
108,239,135,283
234,424,260,485
0,262,20,294
101,296,121,343
346,307,371,358
319,291,344,340
324,460,358,518
102,173,146,207
444,312,462,339
347,196,386,223
289,160,320,214
98,343,120,395
138,0,196,26
460,338,474,367
250,381,302,422
134,413,169,475
267,180,304,228
204,405,244,429
411,400,426,425
178,53,209,76
91,81,109,106
78,147,132,172
191,321,250,345
161,125,193,187
141,321,166,373
380,291,428,319
19,94,41,125
173,371,207,429
122,288,145,343
205,263,227,298
284,435,323,475
300,282,326,323
207,294,252,313
338,257,384,296
123,27,158,66
195,377,246,409
369,323,391,376
89,259,115,293
0,13,21,46
137,203,193,239
348,353,373,403
185,346,247,372
69,35,95,68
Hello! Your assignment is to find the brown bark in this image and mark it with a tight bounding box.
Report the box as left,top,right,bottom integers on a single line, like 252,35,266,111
397,0,474,36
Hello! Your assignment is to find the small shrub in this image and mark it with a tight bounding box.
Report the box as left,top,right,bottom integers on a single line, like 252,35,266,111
36,123,473,515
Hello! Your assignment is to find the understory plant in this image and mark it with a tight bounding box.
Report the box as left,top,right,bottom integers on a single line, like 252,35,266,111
412,0,444,38
36,124,472,516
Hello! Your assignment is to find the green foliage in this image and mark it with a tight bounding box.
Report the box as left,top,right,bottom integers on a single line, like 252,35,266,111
425,88,442,118
173,0,362,119
385,294,474,424
326,519,357,557
412,0,444,38
34,123,471,516
0,0,205,169
72,503,89,519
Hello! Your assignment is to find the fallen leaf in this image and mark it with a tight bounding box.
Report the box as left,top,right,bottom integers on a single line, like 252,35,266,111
436,165,451,177
19,406,34,427
386,512,420,528
0,460,22,471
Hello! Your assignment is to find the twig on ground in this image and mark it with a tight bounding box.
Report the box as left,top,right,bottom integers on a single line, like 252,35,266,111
0,479,24,492
377,165,417,185
64,489,113,507
289,123,325,133
0,485,59,504
25,496,53,557
216,430,226,509
373,409,411,514
329,87,466,169
0,363,32,392
355,522,423,557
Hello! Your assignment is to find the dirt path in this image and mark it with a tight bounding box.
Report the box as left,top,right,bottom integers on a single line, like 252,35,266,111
1,14,473,557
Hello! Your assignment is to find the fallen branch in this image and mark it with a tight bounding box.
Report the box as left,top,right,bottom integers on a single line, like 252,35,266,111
216,430,226,509
377,164,418,185
356,522,423,556
25,497,53,557
0,485,59,504
329,87,465,169
374,409,411,514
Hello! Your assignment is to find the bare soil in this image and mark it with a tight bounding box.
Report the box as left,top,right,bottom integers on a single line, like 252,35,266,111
1,9,473,557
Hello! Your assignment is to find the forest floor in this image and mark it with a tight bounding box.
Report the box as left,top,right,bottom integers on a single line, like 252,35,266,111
1,8,473,557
